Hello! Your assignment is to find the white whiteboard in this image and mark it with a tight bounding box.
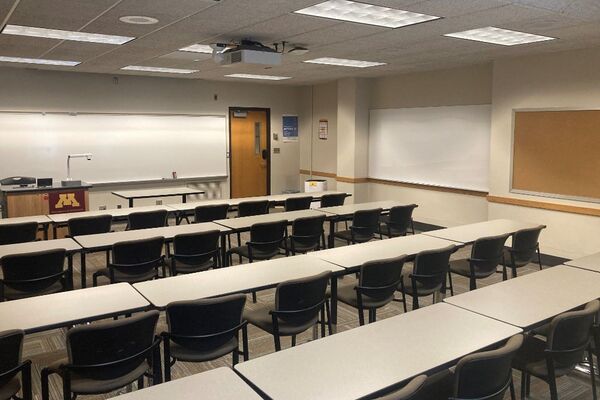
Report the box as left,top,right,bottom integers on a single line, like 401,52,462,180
0,112,227,184
368,105,491,191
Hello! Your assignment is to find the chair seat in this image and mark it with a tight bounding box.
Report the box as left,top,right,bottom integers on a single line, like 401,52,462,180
244,306,316,337
449,259,495,279
280,237,319,254
165,257,215,274
502,248,529,268
0,377,21,400
94,268,158,284
229,245,280,261
512,336,573,379
169,337,238,363
336,283,393,309
400,278,440,298
333,230,374,244
3,281,64,300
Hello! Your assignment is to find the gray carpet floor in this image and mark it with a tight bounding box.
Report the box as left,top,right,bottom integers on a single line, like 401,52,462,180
17,220,596,399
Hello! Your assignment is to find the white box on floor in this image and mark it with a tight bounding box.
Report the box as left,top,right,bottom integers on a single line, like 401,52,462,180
304,179,327,192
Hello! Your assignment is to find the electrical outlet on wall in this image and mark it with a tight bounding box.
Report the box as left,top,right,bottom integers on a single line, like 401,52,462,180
273,147,281,154
156,200,163,205
117,204,122,209
99,205,107,210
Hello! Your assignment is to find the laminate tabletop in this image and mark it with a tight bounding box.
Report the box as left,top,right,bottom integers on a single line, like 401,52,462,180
0,215,51,225
445,265,600,329
424,219,544,244
0,283,149,333
112,187,204,199
235,303,521,400
318,200,412,216
48,205,172,224
133,255,342,309
110,367,261,400
214,209,326,231
564,252,600,273
0,238,81,258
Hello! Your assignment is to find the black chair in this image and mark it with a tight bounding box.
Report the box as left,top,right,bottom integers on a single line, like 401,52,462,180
337,255,406,325
194,204,229,223
162,294,248,381
237,200,269,217
448,234,510,292
0,330,31,400
0,222,38,245
245,271,331,351
93,237,165,285
379,204,418,237
513,300,599,400
0,177,35,186
320,193,346,207
68,214,113,266
376,375,428,400
228,220,288,265
333,208,383,245
0,249,69,301
166,230,220,275
127,210,168,230
41,311,161,400
502,225,546,279
283,215,326,255
396,245,456,311
284,196,313,211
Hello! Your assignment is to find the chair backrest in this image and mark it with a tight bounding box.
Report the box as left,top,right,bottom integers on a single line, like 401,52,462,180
111,237,164,282
453,334,523,400
68,215,112,237
166,294,246,350
0,177,35,186
290,215,326,251
275,271,331,327
194,204,229,223
284,196,313,211
0,222,38,245
412,245,456,292
358,255,406,304
386,204,418,236
320,193,346,208
66,311,159,381
470,234,510,276
376,375,428,400
509,225,545,266
172,230,220,266
546,300,599,369
238,200,269,217
0,329,24,386
249,220,287,253
127,210,168,230
1,249,67,297
351,208,383,239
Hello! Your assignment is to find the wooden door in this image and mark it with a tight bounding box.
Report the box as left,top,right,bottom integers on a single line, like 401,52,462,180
230,109,269,198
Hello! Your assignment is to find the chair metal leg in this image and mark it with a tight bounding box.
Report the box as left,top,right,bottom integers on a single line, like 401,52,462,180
358,309,365,326
41,368,51,400
274,333,281,351
252,291,257,303
325,300,332,335
291,335,297,347
242,325,249,361
368,308,376,323
520,371,526,400
502,265,508,281
22,362,32,400
320,306,326,338
163,339,171,382
537,246,543,270
447,271,454,296
509,379,516,400
590,348,598,400
232,347,239,365
137,376,144,389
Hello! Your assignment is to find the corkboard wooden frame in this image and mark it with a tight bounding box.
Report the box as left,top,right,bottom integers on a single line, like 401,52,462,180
510,108,600,204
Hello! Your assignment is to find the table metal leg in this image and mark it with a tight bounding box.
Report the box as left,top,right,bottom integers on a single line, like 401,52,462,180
328,218,336,248
221,234,228,267
52,224,57,240
80,252,87,288
67,254,74,290
330,276,338,332
43,224,49,240
182,195,187,203
129,199,133,208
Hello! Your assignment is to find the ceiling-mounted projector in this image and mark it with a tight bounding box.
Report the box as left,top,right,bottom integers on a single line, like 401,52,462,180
213,39,282,66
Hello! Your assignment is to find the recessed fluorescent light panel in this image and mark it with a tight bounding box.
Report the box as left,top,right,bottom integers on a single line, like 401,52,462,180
121,66,198,74
1,24,135,45
294,0,440,28
225,74,291,81
179,44,214,54
304,57,385,68
0,56,80,66
444,27,556,46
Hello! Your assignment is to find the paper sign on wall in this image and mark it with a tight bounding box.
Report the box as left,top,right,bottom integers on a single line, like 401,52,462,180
282,115,298,142
319,119,328,140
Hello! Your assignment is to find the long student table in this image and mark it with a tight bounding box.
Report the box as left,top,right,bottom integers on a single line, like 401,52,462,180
214,209,326,232
565,252,600,273
0,214,52,239
318,200,414,248
445,265,600,329
235,303,521,400
133,255,343,309
423,219,544,244
112,187,205,208
0,238,82,289
311,234,457,325
111,367,261,400
48,205,173,237
74,222,230,288
0,283,149,334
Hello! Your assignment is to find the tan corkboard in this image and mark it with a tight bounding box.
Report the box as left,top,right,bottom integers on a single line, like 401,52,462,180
512,110,600,200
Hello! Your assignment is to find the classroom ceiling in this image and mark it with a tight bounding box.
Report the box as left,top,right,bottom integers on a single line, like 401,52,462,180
0,0,599,84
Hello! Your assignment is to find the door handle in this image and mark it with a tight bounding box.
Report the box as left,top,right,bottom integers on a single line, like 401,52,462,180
261,149,268,160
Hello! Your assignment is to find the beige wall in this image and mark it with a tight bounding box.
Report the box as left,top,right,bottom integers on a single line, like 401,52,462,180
489,47,600,258
0,67,302,209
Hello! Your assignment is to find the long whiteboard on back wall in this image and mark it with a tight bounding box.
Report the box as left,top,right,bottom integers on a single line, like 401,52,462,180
368,105,491,191
0,112,228,184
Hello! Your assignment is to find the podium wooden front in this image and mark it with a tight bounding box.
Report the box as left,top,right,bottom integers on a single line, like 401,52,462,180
0,183,91,238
